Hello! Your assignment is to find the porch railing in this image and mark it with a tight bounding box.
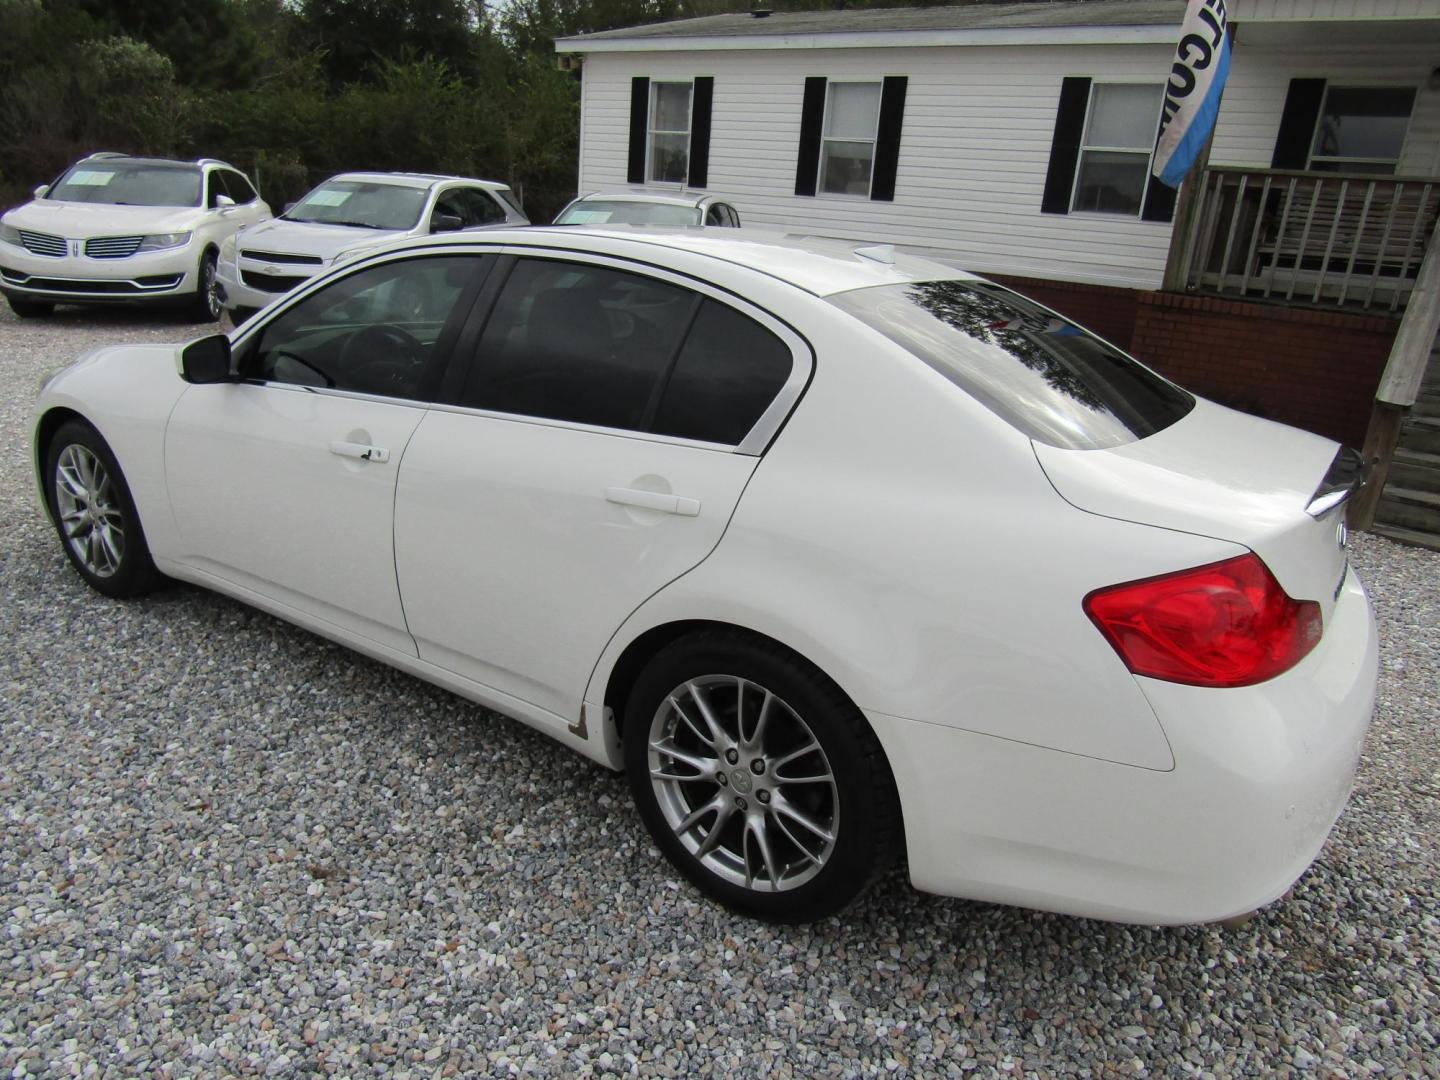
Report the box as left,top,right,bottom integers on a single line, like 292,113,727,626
1173,166,1440,313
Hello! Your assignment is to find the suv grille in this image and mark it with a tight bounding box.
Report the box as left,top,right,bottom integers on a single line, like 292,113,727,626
241,270,307,293
19,230,66,257
241,249,324,266
85,236,144,259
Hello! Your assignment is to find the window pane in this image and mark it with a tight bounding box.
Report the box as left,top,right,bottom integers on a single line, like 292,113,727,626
1312,86,1415,165
652,300,794,444
251,256,481,400
829,281,1193,450
651,82,692,132
555,199,700,225
288,181,428,230
1072,150,1149,214
460,259,697,432
226,170,257,203
650,132,689,184
1086,84,1160,149
826,83,881,139
820,140,875,195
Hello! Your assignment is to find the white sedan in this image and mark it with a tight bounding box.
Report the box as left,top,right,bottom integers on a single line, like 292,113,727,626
30,227,1378,924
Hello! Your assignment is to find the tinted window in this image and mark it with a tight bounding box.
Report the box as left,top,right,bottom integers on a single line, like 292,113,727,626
830,281,1193,449
205,171,222,208
460,259,697,432
248,256,481,401
652,300,793,444
433,188,504,229
49,162,201,207
224,169,258,203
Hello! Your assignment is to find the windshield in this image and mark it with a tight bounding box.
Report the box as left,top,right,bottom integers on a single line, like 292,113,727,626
285,180,428,230
554,200,700,226
830,280,1194,450
47,162,202,207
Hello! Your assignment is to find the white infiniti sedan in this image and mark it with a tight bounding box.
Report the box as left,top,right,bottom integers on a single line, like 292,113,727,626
30,227,1378,924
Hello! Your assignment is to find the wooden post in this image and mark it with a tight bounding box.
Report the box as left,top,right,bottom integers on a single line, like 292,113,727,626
1161,133,1214,293
1349,216,1440,530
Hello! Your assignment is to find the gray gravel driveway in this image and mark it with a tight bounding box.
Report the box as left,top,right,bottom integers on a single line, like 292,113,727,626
1,305,1437,1078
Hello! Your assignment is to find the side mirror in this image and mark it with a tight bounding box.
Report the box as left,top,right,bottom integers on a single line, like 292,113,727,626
180,334,235,384
32,184,50,199
431,213,464,234
283,201,297,214
216,194,236,210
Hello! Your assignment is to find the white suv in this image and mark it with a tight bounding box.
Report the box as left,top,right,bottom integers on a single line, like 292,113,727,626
215,172,527,324
0,153,271,321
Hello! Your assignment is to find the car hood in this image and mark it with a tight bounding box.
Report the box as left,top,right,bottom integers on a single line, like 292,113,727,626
4,200,200,237
1033,398,1353,619
235,218,404,261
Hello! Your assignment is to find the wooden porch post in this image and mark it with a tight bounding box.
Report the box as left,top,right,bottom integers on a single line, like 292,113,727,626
1161,134,1214,293
1349,217,1440,530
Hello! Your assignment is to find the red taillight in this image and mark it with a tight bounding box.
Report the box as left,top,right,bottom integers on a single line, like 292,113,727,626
1083,554,1322,688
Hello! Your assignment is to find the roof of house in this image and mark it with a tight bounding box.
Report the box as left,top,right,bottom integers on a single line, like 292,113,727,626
556,0,1182,51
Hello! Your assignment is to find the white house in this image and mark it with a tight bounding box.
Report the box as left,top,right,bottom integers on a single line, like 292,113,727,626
555,0,1440,295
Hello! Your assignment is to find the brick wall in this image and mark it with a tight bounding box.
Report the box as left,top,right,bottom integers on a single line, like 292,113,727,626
988,274,1398,449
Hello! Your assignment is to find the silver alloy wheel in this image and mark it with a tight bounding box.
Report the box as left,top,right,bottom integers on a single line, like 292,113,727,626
648,675,840,892
201,256,220,319
53,444,124,578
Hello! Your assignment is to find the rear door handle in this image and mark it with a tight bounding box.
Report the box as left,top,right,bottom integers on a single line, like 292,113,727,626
605,486,701,517
330,440,390,463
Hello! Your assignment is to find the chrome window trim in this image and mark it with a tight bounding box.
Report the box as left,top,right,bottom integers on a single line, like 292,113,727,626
235,380,430,411
425,401,737,453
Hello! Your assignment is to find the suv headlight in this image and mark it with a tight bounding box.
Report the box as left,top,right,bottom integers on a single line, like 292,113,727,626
137,232,192,252
0,222,21,247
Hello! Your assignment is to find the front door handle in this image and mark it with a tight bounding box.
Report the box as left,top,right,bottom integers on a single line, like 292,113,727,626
330,440,390,463
605,486,701,517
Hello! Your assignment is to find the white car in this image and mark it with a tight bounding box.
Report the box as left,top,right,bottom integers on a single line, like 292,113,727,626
215,172,527,324
30,227,1377,924
0,153,270,320
554,188,742,227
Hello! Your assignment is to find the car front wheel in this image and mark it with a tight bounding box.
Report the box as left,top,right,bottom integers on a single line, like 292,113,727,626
189,250,221,322
6,294,54,318
45,420,161,599
624,630,902,922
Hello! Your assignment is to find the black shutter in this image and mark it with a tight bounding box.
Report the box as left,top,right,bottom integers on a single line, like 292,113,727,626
794,76,827,197
1272,78,1326,169
870,76,908,202
688,77,714,188
628,76,650,185
1042,77,1091,215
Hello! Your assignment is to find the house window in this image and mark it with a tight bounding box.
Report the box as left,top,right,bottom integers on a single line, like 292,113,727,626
1309,86,1415,174
1071,83,1164,215
820,82,882,196
649,82,693,184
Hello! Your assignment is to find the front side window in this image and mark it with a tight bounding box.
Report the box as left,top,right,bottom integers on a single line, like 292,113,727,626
432,188,506,229
649,82,693,184
285,180,429,231
1309,86,1415,174
247,256,483,401
458,257,792,444
1071,83,1164,215
820,82,881,196
830,280,1193,450
223,170,259,204
48,162,202,207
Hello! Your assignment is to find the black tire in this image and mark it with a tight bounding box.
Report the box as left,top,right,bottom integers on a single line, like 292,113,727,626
6,294,54,318
623,629,903,922
44,420,161,599
188,250,221,322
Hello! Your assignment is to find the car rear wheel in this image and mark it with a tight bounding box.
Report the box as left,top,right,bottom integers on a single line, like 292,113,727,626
188,251,221,322
623,630,902,922
45,420,161,599
6,295,54,318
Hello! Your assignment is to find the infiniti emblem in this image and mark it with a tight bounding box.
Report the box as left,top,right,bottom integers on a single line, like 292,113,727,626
729,769,753,794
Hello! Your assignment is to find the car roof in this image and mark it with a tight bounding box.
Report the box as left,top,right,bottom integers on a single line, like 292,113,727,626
573,188,718,209
73,155,206,171
344,225,977,298
327,171,512,191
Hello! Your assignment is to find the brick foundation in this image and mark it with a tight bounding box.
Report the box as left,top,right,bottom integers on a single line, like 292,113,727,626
990,275,1398,449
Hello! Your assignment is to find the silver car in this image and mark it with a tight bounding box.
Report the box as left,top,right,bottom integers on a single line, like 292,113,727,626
216,172,527,323
554,188,742,228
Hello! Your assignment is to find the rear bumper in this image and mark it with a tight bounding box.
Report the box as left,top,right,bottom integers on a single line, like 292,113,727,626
0,243,198,304
870,567,1378,924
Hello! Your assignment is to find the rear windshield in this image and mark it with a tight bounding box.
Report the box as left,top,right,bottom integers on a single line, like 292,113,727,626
285,180,428,231
48,162,202,207
554,200,699,226
830,280,1193,449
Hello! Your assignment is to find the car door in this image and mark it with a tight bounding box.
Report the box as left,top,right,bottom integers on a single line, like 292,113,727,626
165,252,490,653
394,251,809,725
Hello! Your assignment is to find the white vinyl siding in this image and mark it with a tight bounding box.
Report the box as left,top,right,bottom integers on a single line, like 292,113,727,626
576,33,1440,290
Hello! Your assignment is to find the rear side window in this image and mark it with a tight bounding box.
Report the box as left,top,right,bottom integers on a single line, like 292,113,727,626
829,280,1193,449
652,300,792,444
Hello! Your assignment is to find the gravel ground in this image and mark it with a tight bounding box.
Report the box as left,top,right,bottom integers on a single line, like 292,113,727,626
0,303,1437,1079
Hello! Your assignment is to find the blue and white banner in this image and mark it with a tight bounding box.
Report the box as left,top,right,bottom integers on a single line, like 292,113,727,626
1152,0,1232,189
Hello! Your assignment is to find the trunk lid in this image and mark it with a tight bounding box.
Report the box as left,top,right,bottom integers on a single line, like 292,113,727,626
1034,399,1356,620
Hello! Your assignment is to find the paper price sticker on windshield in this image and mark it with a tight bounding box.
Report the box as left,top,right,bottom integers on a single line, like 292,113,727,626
69,171,115,186
306,190,353,207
